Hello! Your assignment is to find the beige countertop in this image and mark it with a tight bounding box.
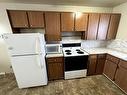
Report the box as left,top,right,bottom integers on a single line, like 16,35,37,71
82,47,127,61
46,53,63,58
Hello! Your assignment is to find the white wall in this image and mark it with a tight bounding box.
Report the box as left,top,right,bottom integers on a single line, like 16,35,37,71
113,2,127,40
0,3,113,73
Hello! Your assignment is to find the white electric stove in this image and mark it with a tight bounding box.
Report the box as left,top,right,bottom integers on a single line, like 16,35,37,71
62,43,89,80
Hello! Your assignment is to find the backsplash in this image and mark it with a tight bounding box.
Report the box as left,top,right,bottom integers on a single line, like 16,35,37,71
107,39,127,53
81,40,108,48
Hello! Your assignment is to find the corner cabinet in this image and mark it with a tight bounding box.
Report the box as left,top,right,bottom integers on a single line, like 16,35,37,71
45,12,61,41
107,14,121,40
46,57,64,81
8,10,29,28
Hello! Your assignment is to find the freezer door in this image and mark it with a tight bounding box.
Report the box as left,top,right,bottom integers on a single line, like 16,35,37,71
11,54,48,88
3,33,45,56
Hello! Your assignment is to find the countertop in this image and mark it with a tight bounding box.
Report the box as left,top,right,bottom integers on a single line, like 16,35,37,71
82,47,127,61
46,53,63,58
46,47,127,61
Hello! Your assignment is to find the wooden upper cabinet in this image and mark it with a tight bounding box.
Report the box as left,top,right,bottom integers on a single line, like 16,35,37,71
97,14,110,40
45,12,61,41
75,13,88,31
27,11,44,28
107,14,121,40
61,12,75,32
87,13,100,40
8,10,29,28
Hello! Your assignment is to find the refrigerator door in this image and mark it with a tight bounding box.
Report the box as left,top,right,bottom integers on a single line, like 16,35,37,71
11,54,48,88
3,33,45,56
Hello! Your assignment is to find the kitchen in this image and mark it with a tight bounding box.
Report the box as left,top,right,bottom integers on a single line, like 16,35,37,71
0,0,127,95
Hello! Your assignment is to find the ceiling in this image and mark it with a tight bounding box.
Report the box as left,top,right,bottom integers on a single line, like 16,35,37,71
0,0,127,7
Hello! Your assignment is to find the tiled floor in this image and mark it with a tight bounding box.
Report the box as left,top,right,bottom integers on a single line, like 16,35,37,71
0,74,126,95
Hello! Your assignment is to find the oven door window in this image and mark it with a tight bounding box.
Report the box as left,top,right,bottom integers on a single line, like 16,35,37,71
65,56,88,71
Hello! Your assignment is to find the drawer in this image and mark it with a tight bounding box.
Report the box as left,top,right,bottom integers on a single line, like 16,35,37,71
106,54,119,64
119,60,127,69
47,57,63,63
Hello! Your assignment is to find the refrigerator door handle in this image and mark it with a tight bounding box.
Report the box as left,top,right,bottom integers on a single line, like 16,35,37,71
35,37,42,68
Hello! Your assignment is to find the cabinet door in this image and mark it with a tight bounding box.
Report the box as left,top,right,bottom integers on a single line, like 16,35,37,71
8,10,29,28
96,54,106,74
88,55,97,75
115,60,127,93
103,60,117,80
75,13,88,31
45,12,61,41
47,62,64,80
107,14,121,40
61,12,74,32
27,11,44,28
87,14,100,40
97,14,110,40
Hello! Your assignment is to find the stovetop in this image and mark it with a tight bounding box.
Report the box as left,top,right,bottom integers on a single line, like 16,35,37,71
62,47,89,57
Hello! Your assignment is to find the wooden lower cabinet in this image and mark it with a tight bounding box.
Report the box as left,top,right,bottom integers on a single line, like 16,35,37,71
46,57,64,80
103,60,118,80
88,54,106,76
103,54,120,80
96,54,106,74
88,55,97,75
114,60,127,93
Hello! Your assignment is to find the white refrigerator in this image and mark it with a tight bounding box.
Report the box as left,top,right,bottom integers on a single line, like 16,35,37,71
3,33,48,88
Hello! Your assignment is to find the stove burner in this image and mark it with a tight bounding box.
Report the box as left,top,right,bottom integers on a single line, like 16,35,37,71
66,52,72,55
65,50,71,52
76,49,81,51
77,51,84,54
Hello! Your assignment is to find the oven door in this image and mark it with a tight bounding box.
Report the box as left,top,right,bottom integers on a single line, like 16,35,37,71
64,55,88,71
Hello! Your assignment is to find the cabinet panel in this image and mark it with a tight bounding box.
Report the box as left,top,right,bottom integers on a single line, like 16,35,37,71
87,14,100,40
97,14,110,40
47,57,64,81
75,13,88,31
61,12,75,32
103,60,117,80
96,54,106,74
45,12,61,41
107,14,121,40
8,10,29,28
115,60,127,93
88,55,97,75
47,62,64,80
27,11,44,28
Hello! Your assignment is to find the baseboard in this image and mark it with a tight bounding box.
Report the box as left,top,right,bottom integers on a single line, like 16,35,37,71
103,73,127,95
